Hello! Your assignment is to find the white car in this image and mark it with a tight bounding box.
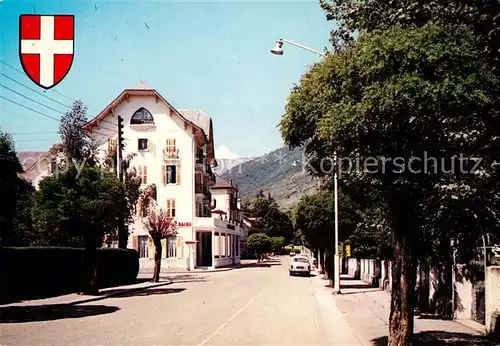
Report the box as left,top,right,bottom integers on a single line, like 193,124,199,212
289,255,311,276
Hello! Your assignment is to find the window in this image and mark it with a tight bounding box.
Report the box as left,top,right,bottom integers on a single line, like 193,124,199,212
166,236,176,258
221,234,226,257
138,138,148,151
293,257,309,263
164,139,177,158
162,164,181,184
228,235,231,257
137,166,148,184
108,137,117,151
214,233,220,257
166,199,176,217
236,236,240,256
131,108,155,125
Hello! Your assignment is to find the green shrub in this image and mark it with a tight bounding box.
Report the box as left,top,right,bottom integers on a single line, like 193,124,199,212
0,247,139,303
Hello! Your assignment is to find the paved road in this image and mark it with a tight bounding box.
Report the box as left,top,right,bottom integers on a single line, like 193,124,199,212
1,256,349,345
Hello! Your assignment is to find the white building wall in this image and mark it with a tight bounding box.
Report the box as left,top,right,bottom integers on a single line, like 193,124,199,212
89,95,198,265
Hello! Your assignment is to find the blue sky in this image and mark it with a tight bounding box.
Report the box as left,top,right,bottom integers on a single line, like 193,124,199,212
0,0,333,158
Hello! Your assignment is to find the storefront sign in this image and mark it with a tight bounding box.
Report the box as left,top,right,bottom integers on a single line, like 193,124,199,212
176,221,192,227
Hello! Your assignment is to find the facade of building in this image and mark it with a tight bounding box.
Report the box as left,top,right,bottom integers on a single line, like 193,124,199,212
82,81,246,269
16,151,53,188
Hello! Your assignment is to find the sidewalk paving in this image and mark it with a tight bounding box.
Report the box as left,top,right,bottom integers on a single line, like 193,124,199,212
0,279,172,308
331,275,493,345
138,258,259,275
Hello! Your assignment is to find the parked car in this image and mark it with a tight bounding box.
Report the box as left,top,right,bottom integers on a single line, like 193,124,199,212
289,251,296,257
289,255,311,276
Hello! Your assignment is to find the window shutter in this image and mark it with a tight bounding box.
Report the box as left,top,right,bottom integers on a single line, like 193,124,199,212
138,166,143,183
143,166,148,184
176,165,181,184
161,165,166,184
137,199,142,217
166,199,171,216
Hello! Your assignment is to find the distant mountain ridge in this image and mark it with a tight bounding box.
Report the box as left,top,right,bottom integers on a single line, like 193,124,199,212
213,157,255,175
221,147,319,211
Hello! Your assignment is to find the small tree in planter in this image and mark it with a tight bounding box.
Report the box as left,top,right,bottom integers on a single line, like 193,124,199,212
142,209,177,282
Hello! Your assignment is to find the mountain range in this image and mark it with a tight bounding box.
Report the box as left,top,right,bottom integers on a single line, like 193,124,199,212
221,147,319,212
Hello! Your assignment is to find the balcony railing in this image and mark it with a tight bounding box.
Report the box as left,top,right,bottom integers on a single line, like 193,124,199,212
163,149,179,160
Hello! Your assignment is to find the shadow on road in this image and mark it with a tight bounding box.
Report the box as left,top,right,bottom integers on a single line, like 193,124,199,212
106,287,186,298
339,283,374,289
162,274,209,284
0,304,119,323
370,331,494,345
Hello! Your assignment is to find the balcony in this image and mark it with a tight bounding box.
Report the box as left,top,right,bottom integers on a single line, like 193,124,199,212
193,217,226,229
163,149,179,161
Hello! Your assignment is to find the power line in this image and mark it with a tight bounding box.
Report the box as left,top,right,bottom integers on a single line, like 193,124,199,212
0,95,60,122
0,72,72,109
0,59,76,103
0,83,67,116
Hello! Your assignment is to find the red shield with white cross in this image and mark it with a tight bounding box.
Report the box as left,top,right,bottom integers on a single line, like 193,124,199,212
19,14,74,89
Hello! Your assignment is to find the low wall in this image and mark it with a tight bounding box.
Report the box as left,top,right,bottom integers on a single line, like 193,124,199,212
486,266,500,335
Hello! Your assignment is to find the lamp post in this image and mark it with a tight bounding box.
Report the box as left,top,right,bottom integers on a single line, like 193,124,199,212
271,38,326,57
271,38,340,294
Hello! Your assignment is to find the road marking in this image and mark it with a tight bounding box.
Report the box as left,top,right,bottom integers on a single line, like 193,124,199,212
197,293,262,346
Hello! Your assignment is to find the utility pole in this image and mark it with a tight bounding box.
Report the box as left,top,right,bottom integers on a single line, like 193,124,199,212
117,115,124,182
117,115,126,248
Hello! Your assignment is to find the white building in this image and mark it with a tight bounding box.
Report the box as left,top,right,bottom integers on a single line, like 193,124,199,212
82,81,246,269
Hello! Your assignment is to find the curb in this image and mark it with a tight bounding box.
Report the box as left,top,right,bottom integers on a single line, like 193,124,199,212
140,262,261,275
0,281,173,308
67,281,173,306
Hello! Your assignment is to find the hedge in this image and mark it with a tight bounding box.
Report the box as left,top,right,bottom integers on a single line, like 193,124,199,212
0,247,139,303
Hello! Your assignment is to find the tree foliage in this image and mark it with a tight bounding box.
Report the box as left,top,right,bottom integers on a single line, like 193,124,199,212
58,100,97,166
280,21,499,344
32,165,128,247
248,193,294,242
0,131,35,246
247,233,272,260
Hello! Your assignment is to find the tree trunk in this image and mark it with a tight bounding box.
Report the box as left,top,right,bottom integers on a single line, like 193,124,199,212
319,248,325,274
81,245,99,295
118,222,128,249
152,239,162,282
388,223,417,346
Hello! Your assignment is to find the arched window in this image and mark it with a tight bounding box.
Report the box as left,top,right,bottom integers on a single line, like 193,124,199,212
130,107,155,125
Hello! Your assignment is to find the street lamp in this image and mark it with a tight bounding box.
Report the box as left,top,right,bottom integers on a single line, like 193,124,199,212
271,39,326,58
271,38,339,294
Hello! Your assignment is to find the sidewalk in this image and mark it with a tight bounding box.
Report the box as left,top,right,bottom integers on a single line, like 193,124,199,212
138,259,258,275
332,275,492,345
0,279,172,308
312,273,362,345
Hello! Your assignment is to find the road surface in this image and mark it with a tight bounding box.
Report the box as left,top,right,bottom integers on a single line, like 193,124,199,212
1,256,352,345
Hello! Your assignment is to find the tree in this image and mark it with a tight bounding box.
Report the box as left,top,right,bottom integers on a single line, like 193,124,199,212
247,233,272,261
248,194,294,242
280,24,499,344
58,100,96,166
33,164,128,294
142,206,177,282
0,131,34,246
320,0,500,68
270,236,285,254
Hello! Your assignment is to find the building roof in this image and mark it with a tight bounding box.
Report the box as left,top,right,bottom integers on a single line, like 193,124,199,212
212,175,238,191
82,83,218,167
133,80,153,90
16,151,48,171
178,109,212,140
16,151,51,182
